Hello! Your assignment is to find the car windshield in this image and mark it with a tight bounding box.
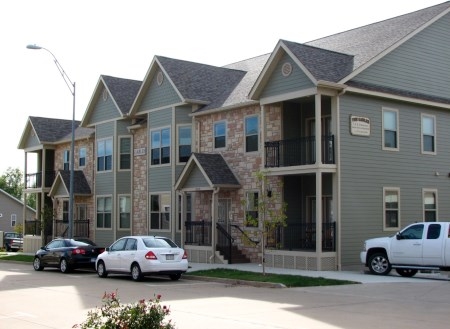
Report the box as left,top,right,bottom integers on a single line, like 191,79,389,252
143,237,178,248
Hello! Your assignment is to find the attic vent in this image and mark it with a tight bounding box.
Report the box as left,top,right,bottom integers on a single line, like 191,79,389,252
281,62,292,77
157,71,164,86
102,89,108,101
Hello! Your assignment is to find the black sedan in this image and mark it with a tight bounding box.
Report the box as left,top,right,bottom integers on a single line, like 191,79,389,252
33,238,105,273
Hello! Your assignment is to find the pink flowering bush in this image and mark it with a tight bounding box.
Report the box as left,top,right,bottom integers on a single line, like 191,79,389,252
73,290,175,329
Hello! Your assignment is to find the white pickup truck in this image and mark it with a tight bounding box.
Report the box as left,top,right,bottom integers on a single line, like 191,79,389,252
360,222,450,277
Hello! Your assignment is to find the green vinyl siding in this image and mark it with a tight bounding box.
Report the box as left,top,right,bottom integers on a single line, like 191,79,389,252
339,93,450,266
148,166,172,191
175,105,192,124
149,108,172,128
89,88,120,124
353,13,450,100
138,71,181,113
261,53,315,99
183,166,209,189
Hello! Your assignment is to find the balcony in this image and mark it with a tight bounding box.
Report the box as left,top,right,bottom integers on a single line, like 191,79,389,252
265,135,334,168
25,171,56,189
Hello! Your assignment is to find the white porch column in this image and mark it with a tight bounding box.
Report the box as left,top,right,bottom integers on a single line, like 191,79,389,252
315,94,322,165
211,188,220,261
315,94,323,269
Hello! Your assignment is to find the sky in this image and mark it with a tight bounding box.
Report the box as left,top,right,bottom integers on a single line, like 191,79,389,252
0,0,445,174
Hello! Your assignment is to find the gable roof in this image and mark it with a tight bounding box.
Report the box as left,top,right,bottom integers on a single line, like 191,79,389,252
250,2,450,101
48,170,91,197
81,75,142,127
0,189,36,213
18,116,94,149
175,153,241,190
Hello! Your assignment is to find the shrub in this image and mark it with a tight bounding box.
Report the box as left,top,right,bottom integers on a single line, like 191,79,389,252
74,290,175,329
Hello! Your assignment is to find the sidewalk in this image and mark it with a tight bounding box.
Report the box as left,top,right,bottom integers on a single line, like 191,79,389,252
187,261,450,284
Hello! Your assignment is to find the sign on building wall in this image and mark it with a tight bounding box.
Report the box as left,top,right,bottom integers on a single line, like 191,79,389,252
350,115,370,136
134,147,146,156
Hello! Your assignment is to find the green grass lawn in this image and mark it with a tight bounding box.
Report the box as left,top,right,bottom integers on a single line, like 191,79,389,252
185,268,358,287
0,254,358,287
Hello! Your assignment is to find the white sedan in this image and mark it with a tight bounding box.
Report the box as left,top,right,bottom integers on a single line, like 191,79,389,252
95,236,188,281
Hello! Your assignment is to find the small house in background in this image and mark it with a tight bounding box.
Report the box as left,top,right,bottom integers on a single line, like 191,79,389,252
0,189,36,233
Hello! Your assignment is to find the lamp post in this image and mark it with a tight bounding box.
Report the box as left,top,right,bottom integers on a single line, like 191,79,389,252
26,44,75,239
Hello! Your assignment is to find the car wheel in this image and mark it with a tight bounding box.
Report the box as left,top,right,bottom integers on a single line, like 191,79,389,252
60,258,71,273
131,263,143,281
33,257,44,271
97,261,108,278
6,244,11,252
169,273,181,281
368,252,391,275
396,268,418,277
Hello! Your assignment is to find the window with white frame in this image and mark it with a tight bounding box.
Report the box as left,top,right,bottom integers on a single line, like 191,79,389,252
11,214,16,227
151,128,170,165
245,191,259,227
63,149,70,170
178,193,192,231
119,137,131,170
97,196,112,228
118,195,131,229
421,114,436,154
79,147,86,167
97,138,113,171
178,125,192,163
245,116,259,152
383,188,400,230
214,121,226,149
423,189,437,222
150,193,170,230
382,108,398,150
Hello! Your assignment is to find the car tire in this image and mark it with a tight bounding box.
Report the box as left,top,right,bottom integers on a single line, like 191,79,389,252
60,258,71,273
6,244,11,252
169,273,181,281
33,257,44,271
97,261,108,278
131,263,143,281
396,268,418,277
368,252,391,275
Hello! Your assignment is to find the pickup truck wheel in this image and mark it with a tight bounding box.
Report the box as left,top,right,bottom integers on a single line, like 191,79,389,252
368,253,391,275
396,269,418,277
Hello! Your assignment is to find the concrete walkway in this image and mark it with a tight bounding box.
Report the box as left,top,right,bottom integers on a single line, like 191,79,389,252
187,262,450,283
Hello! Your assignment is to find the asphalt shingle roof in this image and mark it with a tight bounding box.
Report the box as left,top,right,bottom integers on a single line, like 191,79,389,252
101,75,142,115
58,170,91,195
192,153,240,187
29,116,94,143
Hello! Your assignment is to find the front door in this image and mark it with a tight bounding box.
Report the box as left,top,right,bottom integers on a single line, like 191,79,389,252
218,199,231,227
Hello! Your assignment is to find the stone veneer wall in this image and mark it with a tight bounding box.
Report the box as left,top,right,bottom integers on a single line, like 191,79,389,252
194,103,284,262
131,126,148,235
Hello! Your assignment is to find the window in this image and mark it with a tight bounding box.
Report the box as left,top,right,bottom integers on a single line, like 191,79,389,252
382,108,398,150
214,121,226,149
245,191,259,227
151,128,170,165
11,214,16,227
423,190,437,222
150,194,170,230
427,224,441,239
401,224,423,239
97,197,112,228
178,126,192,163
421,114,436,154
63,150,70,170
245,116,259,152
63,200,69,222
97,139,113,171
118,196,131,229
178,193,192,231
79,147,86,167
119,137,131,170
383,188,400,229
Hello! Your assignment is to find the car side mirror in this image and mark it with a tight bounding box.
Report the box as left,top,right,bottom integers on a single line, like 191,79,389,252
105,247,110,252
396,233,403,240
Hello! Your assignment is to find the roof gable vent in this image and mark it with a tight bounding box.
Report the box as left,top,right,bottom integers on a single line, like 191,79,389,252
281,62,292,77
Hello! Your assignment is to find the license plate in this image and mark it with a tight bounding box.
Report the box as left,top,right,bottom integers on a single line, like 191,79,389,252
166,254,174,260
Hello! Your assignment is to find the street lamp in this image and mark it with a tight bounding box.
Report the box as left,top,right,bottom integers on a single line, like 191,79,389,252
26,44,75,239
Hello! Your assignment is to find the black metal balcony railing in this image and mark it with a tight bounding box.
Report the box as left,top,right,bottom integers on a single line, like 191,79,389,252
26,171,56,188
265,135,335,168
277,222,336,251
185,220,212,246
55,219,90,238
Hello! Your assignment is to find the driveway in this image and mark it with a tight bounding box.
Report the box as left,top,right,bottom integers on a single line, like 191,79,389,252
0,261,449,328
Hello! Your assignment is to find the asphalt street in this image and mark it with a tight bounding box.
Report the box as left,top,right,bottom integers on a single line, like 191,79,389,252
0,261,449,329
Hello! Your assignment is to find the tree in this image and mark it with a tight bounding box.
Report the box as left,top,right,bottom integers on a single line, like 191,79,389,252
0,167,23,200
243,170,287,275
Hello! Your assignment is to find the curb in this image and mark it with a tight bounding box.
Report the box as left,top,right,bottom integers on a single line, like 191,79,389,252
183,275,286,288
